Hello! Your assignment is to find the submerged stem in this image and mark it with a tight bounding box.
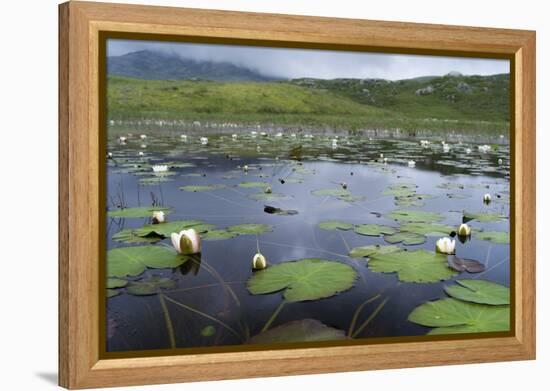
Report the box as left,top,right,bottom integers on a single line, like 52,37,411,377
351,297,389,338
261,300,287,333
158,292,176,349
163,294,243,341
348,293,382,337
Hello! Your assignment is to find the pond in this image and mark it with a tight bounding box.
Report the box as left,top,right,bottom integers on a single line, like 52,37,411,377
105,130,510,352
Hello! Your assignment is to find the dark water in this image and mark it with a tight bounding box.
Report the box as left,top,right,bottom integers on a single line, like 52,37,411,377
105,132,510,352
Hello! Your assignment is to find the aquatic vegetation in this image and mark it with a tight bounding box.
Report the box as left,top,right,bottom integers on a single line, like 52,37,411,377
126,276,177,296
227,223,272,235
179,184,226,192
348,245,401,258
152,210,166,224
475,231,509,244
252,253,267,270
368,249,457,283
447,255,485,273
353,224,396,236
463,211,506,222
318,221,354,231
247,258,357,302
386,210,443,223
384,231,426,246
107,246,188,277
457,223,471,237
171,229,202,255
435,237,456,254
444,279,509,305
107,206,171,218
248,319,346,344
484,193,492,203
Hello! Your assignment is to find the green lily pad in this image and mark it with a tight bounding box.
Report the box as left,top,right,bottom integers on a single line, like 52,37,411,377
201,325,216,337
227,224,273,235
311,188,350,197
107,289,120,298
248,192,288,201
383,232,426,245
463,211,506,222
248,319,346,344
107,246,188,278
179,184,226,192
348,245,401,258
400,223,453,236
139,177,174,185
475,231,510,244
445,280,510,305
238,181,269,188
353,224,397,236
107,206,171,218
202,229,239,240
126,276,177,296
386,210,443,223
369,249,457,283
112,228,162,244
134,220,212,238
318,221,354,231
106,278,128,289
383,183,417,197
408,298,510,335
247,258,357,302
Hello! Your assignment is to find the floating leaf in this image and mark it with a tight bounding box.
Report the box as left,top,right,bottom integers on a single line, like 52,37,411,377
247,258,357,302
107,206,171,218
445,280,509,305
106,278,128,289
248,319,346,344
201,325,216,337
238,181,269,188
447,255,486,273
383,183,417,197
126,276,177,296
107,246,188,277
248,192,288,201
383,232,426,245
463,211,506,223
139,177,174,185
203,229,239,240
134,220,212,238
348,245,401,258
311,188,350,197
227,223,273,235
112,228,162,244
107,289,120,298
179,184,226,192
353,224,396,236
318,221,353,231
369,249,457,283
386,210,443,223
475,231,509,244
400,223,453,236
408,298,510,335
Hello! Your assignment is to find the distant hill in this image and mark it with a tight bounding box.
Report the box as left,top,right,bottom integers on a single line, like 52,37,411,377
107,50,277,81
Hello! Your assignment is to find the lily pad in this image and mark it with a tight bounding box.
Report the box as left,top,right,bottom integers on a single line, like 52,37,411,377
107,289,120,298
107,246,188,277
112,228,162,243
247,258,357,302
311,188,350,197
348,245,401,258
179,184,226,192
248,319,346,344
463,211,506,223
386,210,443,223
447,255,486,273
203,229,239,241
134,220,212,238
227,224,273,235
445,279,510,305
248,192,288,201
408,298,510,335
353,224,397,236
475,231,510,244
106,278,128,289
318,221,354,231
238,181,269,188
369,249,457,283
201,325,216,337
108,206,171,218
400,223,453,236
126,276,177,296
383,232,426,245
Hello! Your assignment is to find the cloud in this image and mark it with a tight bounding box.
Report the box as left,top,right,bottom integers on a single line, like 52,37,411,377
107,39,509,81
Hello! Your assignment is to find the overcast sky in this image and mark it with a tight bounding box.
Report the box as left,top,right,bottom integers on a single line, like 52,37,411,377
108,39,509,81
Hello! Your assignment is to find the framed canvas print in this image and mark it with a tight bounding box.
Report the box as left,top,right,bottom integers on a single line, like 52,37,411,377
58,1,536,389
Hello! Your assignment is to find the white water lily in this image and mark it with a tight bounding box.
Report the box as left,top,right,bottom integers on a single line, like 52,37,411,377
484,193,492,203
107,152,113,159
171,229,201,255
252,253,267,270
256,145,262,152
264,186,272,194
420,140,430,147
457,223,471,237
243,165,249,172
275,132,283,137
140,134,147,140
141,144,147,149
442,143,450,152
341,182,348,190
291,133,297,138
478,144,491,153
152,165,168,173
232,134,238,139
383,157,388,164
180,134,187,140
465,148,472,154
408,160,416,167
152,211,166,224
435,237,456,254
251,131,258,137
498,158,503,165
138,151,144,157
200,137,208,145
118,136,127,144
380,153,384,158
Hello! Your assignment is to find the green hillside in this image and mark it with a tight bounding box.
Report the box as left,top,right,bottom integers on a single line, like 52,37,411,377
107,74,509,134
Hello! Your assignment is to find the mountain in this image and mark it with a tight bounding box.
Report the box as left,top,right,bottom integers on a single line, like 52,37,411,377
107,50,277,81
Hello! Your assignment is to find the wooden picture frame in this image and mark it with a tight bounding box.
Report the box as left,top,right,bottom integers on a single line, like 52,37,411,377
59,1,536,389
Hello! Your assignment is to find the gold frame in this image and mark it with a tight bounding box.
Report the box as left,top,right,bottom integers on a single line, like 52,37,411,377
59,1,536,388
